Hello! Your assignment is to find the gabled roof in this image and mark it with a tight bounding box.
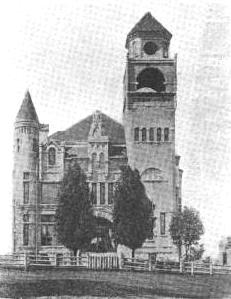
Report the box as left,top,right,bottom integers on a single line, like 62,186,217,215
126,12,172,47
50,111,125,144
16,90,39,123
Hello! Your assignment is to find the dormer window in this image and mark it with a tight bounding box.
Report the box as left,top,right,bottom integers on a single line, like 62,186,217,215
48,147,56,165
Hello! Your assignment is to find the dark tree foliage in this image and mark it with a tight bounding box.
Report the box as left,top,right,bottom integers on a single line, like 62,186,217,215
55,161,96,256
169,206,204,261
113,165,153,258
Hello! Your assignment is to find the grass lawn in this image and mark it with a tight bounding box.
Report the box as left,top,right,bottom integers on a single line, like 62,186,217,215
0,268,231,298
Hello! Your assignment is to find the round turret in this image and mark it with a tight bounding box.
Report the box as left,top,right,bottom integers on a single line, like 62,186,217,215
13,91,40,253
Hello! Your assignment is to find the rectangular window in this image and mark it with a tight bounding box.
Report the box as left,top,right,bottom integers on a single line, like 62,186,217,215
33,138,38,152
160,212,166,235
164,128,169,141
141,128,147,142
23,214,29,222
23,172,29,180
149,128,154,141
134,128,139,141
41,215,54,246
100,183,105,205
41,215,55,222
108,183,114,205
23,224,29,246
41,225,53,246
91,183,97,205
17,138,20,152
157,128,162,142
23,182,29,204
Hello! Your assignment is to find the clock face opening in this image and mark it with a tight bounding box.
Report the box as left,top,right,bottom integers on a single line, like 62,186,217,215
143,42,158,55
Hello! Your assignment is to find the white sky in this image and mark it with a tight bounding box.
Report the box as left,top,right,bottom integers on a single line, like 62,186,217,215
0,0,231,258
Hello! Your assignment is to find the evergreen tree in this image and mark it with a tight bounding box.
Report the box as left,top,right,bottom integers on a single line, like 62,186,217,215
169,206,204,261
55,161,95,256
113,166,153,258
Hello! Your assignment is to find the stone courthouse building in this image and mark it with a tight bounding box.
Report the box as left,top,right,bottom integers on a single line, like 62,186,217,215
13,13,183,260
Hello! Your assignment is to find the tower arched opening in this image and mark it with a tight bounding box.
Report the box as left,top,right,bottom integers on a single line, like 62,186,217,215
136,68,165,92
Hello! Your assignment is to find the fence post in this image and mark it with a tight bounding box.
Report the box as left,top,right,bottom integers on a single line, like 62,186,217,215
210,262,213,275
191,262,194,276
148,255,152,272
54,254,58,267
180,260,183,273
24,253,28,271
119,254,124,270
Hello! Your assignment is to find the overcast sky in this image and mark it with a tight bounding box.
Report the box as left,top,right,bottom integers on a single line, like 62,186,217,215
0,0,231,258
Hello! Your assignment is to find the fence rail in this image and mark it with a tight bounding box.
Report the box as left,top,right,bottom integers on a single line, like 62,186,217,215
1,253,231,275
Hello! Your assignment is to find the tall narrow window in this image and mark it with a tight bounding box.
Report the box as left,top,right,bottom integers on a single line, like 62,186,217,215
23,214,29,246
164,128,169,141
141,128,147,142
23,182,29,204
41,215,54,246
157,128,162,142
23,224,29,246
149,128,154,141
99,153,105,170
108,183,114,205
100,183,105,205
48,148,56,165
160,212,166,235
134,128,139,141
33,138,38,152
16,138,20,152
91,183,97,205
92,153,97,172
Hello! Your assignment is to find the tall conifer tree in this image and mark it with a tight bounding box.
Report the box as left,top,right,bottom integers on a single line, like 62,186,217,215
55,161,95,256
113,166,153,258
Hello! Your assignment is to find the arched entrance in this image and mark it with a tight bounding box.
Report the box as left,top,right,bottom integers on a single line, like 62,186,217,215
89,207,115,252
90,217,114,252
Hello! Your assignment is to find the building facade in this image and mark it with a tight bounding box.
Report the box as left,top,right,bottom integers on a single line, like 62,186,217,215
13,12,182,260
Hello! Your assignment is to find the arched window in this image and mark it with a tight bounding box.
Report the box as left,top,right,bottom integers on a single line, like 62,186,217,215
134,127,139,141
99,153,105,170
92,153,97,171
149,128,154,141
157,128,162,142
136,68,165,92
164,128,169,141
141,128,147,142
48,148,56,165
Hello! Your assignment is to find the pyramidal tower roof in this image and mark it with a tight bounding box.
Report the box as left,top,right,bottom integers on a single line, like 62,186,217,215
126,12,172,47
16,90,39,123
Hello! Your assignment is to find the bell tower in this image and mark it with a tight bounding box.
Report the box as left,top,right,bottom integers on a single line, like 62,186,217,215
123,12,178,258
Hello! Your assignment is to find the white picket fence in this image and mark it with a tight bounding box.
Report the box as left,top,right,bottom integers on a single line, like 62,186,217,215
1,253,231,275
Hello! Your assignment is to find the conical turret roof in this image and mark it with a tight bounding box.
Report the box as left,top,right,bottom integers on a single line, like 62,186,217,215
16,90,39,123
126,12,172,47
